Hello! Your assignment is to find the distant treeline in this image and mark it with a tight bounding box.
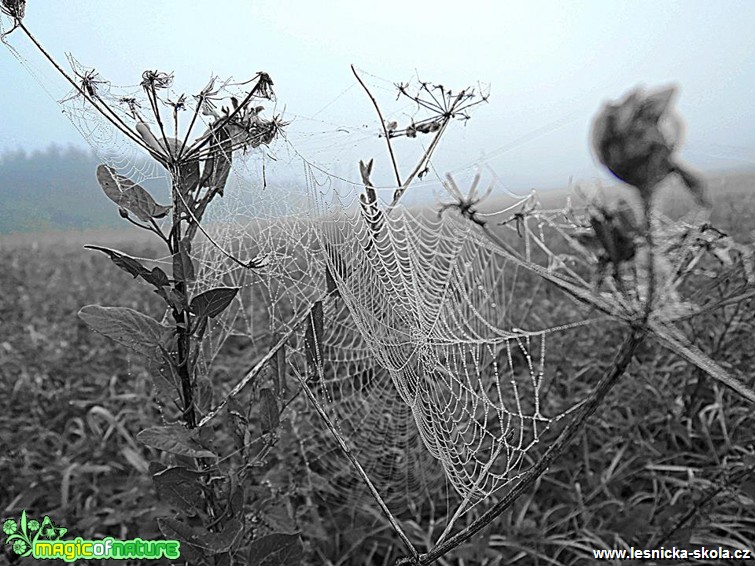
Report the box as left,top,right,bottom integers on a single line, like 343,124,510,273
0,144,310,234
0,145,171,234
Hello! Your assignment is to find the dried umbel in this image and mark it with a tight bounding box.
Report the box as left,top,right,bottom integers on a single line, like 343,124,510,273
1,0,25,21
591,85,709,206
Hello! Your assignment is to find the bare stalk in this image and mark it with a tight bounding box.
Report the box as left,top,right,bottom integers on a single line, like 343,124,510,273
352,65,402,188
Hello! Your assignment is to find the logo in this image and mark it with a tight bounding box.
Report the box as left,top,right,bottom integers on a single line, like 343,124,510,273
3,511,180,562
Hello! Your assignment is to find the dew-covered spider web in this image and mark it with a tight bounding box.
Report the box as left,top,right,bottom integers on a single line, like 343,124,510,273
190,150,623,520
193,147,751,523
5,22,749,527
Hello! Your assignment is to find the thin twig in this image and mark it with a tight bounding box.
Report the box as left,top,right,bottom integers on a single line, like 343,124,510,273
352,64,402,188
144,84,175,163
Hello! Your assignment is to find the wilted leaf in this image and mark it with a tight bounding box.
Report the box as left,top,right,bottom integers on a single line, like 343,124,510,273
190,287,239,319
247,533,303,566
259,388,279,433
96,164,171,221
195,375,214,414
78,305,164,359
84,245,151,279
153,466,205,516
137,424,217,458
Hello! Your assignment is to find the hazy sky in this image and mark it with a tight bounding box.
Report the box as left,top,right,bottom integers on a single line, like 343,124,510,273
1,1,754,193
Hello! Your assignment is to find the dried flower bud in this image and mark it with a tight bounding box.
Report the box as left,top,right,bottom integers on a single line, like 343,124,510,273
591,85,708,206
578,201,639,266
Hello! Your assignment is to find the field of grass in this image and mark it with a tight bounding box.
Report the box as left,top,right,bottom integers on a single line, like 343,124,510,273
1,172,754,565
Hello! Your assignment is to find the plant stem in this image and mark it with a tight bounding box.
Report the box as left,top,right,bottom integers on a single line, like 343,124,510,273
351,65,402,188
643,195,656,322
170,177,196,429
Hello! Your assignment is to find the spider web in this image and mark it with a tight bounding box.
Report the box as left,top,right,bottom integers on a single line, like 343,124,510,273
5,26,746,528
191,146,613,522
195,146,749,525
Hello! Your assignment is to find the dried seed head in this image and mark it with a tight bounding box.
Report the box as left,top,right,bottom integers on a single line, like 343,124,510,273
591,85,694,201
1,0,25,20
141,70,174,90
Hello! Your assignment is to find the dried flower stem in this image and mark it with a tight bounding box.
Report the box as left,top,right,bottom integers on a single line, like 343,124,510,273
352,65,402,188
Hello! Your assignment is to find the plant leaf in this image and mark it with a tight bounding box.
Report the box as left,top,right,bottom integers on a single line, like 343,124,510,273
190,287,239,319
178,159,201,195
157,517,242,556
96,164,171,221
153,466,205,516
247,533,303,566
145,266,170,288
84,245,151,279
259,388,279,433
270,333,288,396
137,424,217,458
78,305,164,359
197,519,243,554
